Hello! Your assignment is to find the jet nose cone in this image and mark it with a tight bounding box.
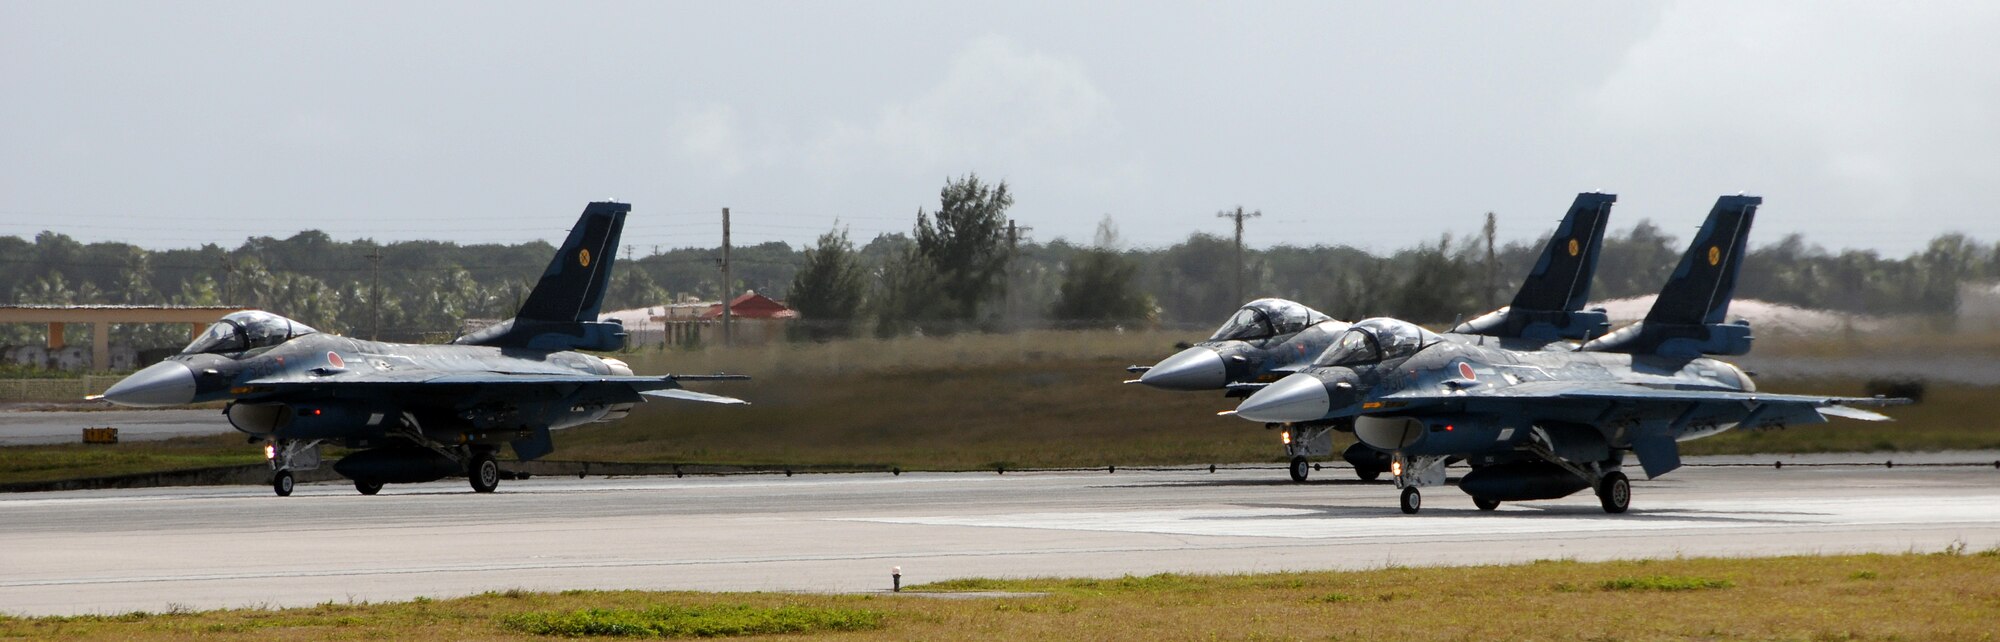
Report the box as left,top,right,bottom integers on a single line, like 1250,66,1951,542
102,361,197,407
1138,347,1227,390
1235,373,1331,423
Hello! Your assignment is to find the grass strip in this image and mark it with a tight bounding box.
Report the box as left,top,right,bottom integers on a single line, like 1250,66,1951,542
500,604,884,638
3,552,1997,640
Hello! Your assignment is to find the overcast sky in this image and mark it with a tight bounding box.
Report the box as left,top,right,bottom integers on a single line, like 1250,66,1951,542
4,2,1996,256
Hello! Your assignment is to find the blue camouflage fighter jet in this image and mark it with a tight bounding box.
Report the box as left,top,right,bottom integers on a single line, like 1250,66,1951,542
1135,192,1619,483
99,202,748,496
1230,194,1909,514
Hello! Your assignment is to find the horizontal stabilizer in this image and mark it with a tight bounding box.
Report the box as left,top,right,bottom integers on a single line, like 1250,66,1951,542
642,388,750,405
1820,405,1892,422
667,374,754,382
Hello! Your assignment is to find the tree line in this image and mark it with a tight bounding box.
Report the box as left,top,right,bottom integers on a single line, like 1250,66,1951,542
4,174,1996,351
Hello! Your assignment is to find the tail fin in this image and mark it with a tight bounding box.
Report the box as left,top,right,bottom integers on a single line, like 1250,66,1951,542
517,201,628,323
1644,195,1757,326
1453,192,1615,341
454,202,631,351
1582,195,1760,357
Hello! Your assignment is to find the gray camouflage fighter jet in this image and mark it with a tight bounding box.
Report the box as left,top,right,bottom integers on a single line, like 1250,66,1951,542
99,202,747,496
1230,195,1908,514
1134,193,1619,483
1128,298,1350,481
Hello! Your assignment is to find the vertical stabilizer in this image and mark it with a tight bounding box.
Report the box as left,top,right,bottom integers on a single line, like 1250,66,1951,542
516,201,628,323
1643,195,1758,327
1453,192,1615,341
453,201,631,351
1582,195,1759,357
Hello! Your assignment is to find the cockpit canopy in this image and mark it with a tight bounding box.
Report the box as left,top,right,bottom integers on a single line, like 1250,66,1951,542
182,310,318,355
1312,317,1440,367
1207,298,1332,342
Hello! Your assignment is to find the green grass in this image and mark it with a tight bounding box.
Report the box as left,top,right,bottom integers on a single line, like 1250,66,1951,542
5,552,1996,640
1594,575,1735,592
0,434,260,486
500,604,884,638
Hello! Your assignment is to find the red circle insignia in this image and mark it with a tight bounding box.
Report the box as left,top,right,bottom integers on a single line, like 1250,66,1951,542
1458,362,1476,380
327,351,345,369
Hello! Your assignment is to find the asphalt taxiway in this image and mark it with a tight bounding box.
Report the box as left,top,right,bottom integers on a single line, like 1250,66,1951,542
2,456,1997,616
0,408,230,445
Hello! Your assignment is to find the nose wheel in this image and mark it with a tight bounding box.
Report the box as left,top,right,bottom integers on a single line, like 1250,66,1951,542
1399,487,1422,514
1288,456,1310,482
272,471,294,497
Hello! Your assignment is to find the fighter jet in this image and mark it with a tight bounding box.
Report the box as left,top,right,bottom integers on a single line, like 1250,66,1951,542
1230,195,1908,514
99,202,747,496
1137,193,1620,483
1127,298,1350,481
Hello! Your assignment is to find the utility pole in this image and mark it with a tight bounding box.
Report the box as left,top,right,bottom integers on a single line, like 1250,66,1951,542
218,257,235,305
1004,219,1032,329
367,248,383,341
720,207,732,347
1483,211,1498,308
1217,206,1261,304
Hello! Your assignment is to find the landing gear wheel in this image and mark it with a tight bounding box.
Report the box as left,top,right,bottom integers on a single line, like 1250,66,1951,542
1597,471,1630,514
1399,486,1422,514
1288,456,1310,483
354,479,383,495
1356,467,1381,482
272,471,294,497
470,455,500,493
1473,497,1500,511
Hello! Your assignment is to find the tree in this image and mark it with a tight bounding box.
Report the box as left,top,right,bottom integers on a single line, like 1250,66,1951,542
788,227,867,341
1051,216,1151,327
912,174,1013,326
872,246,945,338
605,268,668,313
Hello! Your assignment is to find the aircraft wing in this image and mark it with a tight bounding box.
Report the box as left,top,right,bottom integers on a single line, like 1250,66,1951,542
236,370,749,405
1343,381,1910,479
1372,381,1907,424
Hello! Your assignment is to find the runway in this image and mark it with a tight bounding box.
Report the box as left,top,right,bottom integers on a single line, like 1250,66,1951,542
3,457,1998,616
0,408,230,445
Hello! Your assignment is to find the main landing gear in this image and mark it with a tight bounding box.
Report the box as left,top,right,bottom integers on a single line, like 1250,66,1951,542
1597,471,1630,513
469,453,500,493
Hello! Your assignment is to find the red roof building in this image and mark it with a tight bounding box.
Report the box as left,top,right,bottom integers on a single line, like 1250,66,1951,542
700,291,798,321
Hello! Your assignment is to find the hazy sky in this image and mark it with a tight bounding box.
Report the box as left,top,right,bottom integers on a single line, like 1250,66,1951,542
4,2,1996,256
